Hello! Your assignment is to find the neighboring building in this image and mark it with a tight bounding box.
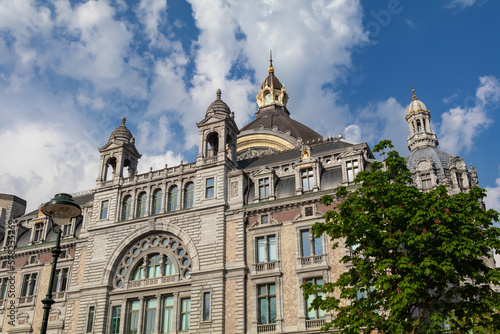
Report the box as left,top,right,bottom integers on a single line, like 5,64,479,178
0,63,485,334
405,87,479,193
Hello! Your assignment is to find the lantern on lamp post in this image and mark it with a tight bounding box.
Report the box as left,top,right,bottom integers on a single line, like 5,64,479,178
40,193,81,334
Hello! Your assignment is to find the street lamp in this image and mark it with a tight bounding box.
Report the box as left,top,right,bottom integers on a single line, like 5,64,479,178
40,193,81,334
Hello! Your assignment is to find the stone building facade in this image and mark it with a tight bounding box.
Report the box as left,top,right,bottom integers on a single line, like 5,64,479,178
0,63,482,334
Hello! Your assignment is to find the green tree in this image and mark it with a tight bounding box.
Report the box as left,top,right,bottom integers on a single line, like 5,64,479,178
302,140,500,334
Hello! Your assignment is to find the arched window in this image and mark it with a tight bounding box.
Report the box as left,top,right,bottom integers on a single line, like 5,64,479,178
164,256,175,276
168,186,178,212
184,182,194,209
122,195,132,220
104,157,117,181
137,192,147,218
148,254,161,278
132,260,144,280
152,189,162,215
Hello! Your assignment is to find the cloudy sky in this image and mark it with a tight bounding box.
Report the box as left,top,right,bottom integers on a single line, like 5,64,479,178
1,0,500,222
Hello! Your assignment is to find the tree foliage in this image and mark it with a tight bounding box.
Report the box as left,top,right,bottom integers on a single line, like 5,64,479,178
302,140,500,334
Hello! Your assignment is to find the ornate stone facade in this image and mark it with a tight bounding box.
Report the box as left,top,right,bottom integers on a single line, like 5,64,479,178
0,71,484,334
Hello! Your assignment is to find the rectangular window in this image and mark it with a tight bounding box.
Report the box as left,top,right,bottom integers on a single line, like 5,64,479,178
259,177,270,198
346,160,359,182
33,223,43,242
301,230,323,257
144,298,157,334
202,292,211,321
301,168,314,190
52,268,69,293
86,306,95,333
258,284,276,324
421,173,432,189
162,296,174,333
305,278,325,319
0,278,8,300
110,306,121,334
128,300,139,334
256,235,276,263
62,223,72,237
100,200,109,219
20,273,38,297
206,178,215,198
180,298,191,331
261,215,269,224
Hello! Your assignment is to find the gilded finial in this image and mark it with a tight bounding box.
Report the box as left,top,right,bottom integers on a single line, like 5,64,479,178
268,50,274,73
216,88,221,100
411,83,418,101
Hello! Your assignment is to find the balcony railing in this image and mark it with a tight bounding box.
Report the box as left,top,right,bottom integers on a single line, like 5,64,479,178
253,261,279,273
257,323,276,333
305,318,325,329
300,254,326,266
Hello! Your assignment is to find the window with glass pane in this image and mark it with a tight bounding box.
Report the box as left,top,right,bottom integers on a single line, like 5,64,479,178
0,278,8,300
162,296,174,333
305,278,325,319
132,260,144,280
346,160,359,182
421,173,432,189
259,177,270,198
206,178,214,198
164,256,175,275
86,306,95,333
301,230,311,257
180,298,191,331
258,284,276,324
184,183,194,209
137,192,147,218
20,273,37,297
147,255,161,278
144,298,157,334
122,195,132,220
128,300,139,334
110,306,121,334
203,292,211,321
168,186,178,212
256,235,276,263
33,223,43,242
153,189,162,215
301,168,314,190
52,268,68,292
100,200,109,219
62,223,72,236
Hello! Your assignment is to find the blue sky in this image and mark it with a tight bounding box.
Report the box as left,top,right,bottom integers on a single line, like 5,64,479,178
1,0,500,219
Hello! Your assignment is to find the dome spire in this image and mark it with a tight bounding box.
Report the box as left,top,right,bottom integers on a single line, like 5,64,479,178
268,50,274,73
412,83,418,101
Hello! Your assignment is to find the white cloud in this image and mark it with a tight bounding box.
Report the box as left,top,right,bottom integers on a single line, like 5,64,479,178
136,0,167,45
139,151,184,174
344,97,409,155
446,0,487,10
439,75,499,154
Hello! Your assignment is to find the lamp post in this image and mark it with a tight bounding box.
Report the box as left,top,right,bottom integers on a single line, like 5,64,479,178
40,193,81,334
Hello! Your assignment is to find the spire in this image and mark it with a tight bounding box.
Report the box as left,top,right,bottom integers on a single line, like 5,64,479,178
412,83,418,101
268,50,274,73
216,88,221,100
121,116,126,126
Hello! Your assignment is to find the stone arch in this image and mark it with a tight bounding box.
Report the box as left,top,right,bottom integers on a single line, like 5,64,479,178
101,221,199,287
104,156,117,181
206,131,219,157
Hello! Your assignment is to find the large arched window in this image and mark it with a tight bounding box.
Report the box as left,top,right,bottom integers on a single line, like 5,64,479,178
184,182,194,209
137,192,147,218
152,189,162,215
122,195,132,220
168,186,178,212
113,234,192,288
